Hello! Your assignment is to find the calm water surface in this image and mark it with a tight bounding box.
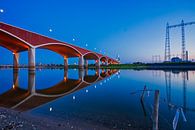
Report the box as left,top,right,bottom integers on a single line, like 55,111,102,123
0,69,195,130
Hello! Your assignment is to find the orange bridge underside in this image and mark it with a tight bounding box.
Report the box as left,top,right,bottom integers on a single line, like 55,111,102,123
0,30,30,53
0,22,119,63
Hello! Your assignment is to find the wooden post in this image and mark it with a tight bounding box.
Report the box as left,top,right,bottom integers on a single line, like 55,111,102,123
153,90,160,130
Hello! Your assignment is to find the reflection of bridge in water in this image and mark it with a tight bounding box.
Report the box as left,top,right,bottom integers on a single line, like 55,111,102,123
164,70,194,112
0,69,118,112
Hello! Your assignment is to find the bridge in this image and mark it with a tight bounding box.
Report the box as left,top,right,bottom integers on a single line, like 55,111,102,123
0,22,119,70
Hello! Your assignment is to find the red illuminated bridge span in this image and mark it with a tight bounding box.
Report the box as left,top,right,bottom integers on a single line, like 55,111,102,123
0,22,119,70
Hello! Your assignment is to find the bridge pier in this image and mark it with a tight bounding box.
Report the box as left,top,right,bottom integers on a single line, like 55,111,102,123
79,56,84,69
84,68,88,76
64,69,68,81
105,60,109,65
28,70,36,94
28,48,35,71
95,69,100,76
84,60,88,69
95,59,100,68
79,69,84,81
64,57,68,70
108,61,112,65
13,69,19,89
13,52,19,69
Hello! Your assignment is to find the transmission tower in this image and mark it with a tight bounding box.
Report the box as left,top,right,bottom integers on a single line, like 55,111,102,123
181,20,186,61
165,23,171,62
164,20,195,62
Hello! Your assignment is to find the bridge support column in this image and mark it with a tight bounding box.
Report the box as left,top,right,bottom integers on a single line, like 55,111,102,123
28,70,36,94
64,57,68,70
100,61,104,66
79,69,84,81
13,52,19,69
95,59,100,68
28,48,36,71
13,69,19,89
64,69,68,81
84,60,88,69
79,56,84,69
95,69,100,76
84,68,88,76
104,60,108,66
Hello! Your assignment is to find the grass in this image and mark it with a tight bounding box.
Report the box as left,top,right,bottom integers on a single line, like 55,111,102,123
1,62,195,70
100,64,147,69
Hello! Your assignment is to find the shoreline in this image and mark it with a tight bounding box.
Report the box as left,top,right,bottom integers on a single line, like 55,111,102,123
0,107,111,130
0,107,71,130
1,63,195,70
0,107,152,130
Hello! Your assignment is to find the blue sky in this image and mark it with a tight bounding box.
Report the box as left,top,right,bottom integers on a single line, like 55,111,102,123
1,0,195,64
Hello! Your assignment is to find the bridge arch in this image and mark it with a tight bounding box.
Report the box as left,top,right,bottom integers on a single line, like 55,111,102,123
83,52,99,60
108,59,112,64
83,52,100,68
35,43,84,69
35,43,82,57
100,56,107,62
100,56,108,65
0,29,32,53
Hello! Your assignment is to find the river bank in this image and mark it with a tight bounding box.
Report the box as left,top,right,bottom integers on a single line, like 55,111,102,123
0,107,155,130
101,63,195,70
1,62,195,70
0,107,111,130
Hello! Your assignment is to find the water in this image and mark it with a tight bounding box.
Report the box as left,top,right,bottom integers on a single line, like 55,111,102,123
0,69,195,129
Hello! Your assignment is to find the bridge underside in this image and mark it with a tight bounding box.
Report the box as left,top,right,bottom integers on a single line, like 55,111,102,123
83,53,100,68
0,30,30,52
83,53,99,60
100,57,108,65
0,22,119,70
108,59,112,64
38,44,81,58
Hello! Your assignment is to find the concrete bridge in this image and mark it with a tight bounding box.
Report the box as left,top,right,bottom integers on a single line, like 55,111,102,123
0,22,119,70
0,69,119,111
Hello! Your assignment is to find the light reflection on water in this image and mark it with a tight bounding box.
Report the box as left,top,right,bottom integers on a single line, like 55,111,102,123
1,69,195,129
